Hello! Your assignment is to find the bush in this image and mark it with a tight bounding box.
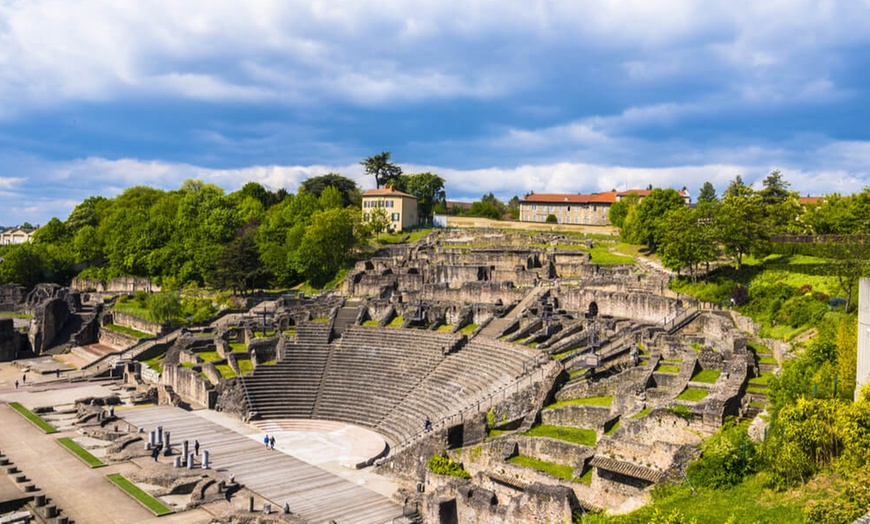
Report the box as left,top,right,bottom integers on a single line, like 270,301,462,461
545,214,558,224
428,453,471,479
686,421,756,489
773,295,828,328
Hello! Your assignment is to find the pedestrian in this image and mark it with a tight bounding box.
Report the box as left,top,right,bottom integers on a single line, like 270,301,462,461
269,436,275,450
194,439,200,456
14,380,18,389
424,417,432,432
55,369,60,378
264,435,269,449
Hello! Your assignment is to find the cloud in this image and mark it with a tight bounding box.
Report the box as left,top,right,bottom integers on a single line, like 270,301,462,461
0,0,867,117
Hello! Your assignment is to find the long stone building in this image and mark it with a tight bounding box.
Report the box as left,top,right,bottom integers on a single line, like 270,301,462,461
519,189,690,226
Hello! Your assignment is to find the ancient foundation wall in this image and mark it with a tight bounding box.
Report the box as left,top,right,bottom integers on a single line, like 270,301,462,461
107,311,163,335
162,364,215,408
556,288,678,324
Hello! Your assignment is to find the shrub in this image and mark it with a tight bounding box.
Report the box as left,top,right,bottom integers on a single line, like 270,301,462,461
774,295,827,328
686,421,756,489
730,285,749,306
545,214,558,224
428,453,471,479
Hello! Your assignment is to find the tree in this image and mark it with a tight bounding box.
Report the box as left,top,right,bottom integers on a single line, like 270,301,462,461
32,218,68,244
622,188,686,251
398,172,446,222
507,196,520,220
367,206,391,234
361,152,402,189
293,207,360,286
658,207,717,280
760,170,791,206
468,193,505,220
299,173,360,207
821,237,870,313
149,290,182,324
609,192,640,229
318,186,344,210
698,181,718,204
211,220,269,294
716,186,766,270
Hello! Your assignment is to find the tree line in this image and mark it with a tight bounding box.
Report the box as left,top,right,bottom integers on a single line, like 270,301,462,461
0,154,446,291
611,171,870,286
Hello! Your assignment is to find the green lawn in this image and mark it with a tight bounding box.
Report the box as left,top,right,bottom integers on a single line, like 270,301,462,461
214,364,236,378
111,303,157,322
631,407,652,419
691,369,722,384
387,316,404,328
758,355,779,365
545,396,613,409
577,468,594,485
587,474,810,523
436,324,453,332
460,323,479,335
8,402,57,433
588,245,635,265
237,359,254,375
676,388,710,402
0,311,31,319
140,354,165,373
605,421,621,436
57,437,105,467
229,342,247,352
311,317,329,323
103,323,151,339
749,372,775,386
195,351,222,363
656,365,681,373
106,474,173,516
523,424,597,446
362,320,379,326
507,455,580,482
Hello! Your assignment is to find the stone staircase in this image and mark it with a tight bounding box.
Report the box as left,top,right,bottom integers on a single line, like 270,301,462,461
331,299,361,339
477,287,548,339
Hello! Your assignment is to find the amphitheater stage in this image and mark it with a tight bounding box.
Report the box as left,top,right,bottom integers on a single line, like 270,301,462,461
120,406,403,524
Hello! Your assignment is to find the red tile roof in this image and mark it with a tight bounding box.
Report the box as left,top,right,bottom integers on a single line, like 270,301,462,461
520,189,689,204
799,196,824,205
362,186,417,199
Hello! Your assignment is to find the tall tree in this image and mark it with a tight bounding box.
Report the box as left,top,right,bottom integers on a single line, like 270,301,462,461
211,220,269,294
698,182,718,204
716,186,766,269
609,192,641,229
622,188,686,251
299,173,360,207
760,170,791,206
398,172,446,222
361,152,402,189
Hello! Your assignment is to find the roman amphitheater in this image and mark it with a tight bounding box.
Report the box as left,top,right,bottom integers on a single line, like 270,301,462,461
0,229,775,523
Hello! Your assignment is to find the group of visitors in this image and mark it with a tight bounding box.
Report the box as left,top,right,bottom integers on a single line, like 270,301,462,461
264,434,276,450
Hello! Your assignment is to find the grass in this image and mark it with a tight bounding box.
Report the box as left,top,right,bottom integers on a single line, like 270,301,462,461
106,473,173,516
631,407,652,419
507,455,580,482
111,302,157,322
0,311,31,319
57,437,105,467
545,396,613,409
387,316,404,328
253,329,277,338
103,323,151,339
747,386,769,394
362,319,379,326
586,474,805,523
229,342,247,352
749,372,776,386
758,355,779,365
436,324,453,332
676,387,710,402
691,369,722,384
311,317,329,323
460,323,479,335
605,421,621,436
656,365,681,373
8,402,57,433
237,359,254,375
524,424,597,446
195,351,222,363
140,354,165,373
588,245,635,265
577,468,594,485
214,363,236,378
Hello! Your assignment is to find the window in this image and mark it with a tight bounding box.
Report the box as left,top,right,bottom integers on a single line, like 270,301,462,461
389,201,394,208
391,213,400,221
532,205,537,211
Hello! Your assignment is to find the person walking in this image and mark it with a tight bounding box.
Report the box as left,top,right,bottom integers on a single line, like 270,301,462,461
194,439,200,456
14,380,18,389
269,435,275,450
264,434,270,449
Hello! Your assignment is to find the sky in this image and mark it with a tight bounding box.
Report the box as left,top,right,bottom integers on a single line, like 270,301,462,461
2,0,870,226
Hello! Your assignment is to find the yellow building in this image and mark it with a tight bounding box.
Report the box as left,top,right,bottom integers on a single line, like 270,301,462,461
361,186,419,232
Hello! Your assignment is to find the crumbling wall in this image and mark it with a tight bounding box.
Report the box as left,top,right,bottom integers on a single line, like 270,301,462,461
161,364,216,408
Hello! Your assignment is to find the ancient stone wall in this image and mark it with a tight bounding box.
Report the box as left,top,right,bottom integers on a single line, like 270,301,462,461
556,288,679,324
98,327,140,349
0,318,24,361
106,311,163,335
70,276,160,294
540,405,612,430
515,436,593,468
161,364,216,408
0,284,25,311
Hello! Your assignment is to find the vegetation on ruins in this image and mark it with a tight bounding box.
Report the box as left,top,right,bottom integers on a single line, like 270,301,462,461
428,453,471,479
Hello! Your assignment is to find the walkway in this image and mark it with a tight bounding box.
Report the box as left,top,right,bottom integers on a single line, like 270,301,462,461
121,406,402,524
